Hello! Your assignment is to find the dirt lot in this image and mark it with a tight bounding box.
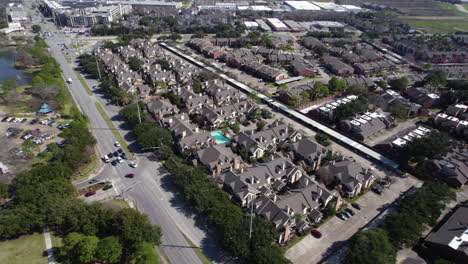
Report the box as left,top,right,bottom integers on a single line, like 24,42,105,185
0,118,63,179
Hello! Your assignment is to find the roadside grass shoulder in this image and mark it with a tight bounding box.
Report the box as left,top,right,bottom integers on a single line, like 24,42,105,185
73,69,93,95
181,232,212,264
0,233,48,264
285,233,309,250
94,102,130,155
74,153,99,181
101,200,130,211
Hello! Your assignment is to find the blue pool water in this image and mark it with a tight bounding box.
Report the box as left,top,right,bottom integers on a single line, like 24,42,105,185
212,131,231,144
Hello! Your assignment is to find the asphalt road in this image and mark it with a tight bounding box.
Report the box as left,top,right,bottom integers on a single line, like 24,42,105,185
25,2,231,263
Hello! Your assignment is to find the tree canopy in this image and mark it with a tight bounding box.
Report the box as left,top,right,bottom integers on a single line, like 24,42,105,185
345,229,396,264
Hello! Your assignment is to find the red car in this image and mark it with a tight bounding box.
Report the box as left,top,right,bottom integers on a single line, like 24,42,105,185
311,229,322,238
85,191,96,197
125,173,135,178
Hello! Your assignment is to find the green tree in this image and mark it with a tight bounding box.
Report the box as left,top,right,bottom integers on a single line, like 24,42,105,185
312,82,330,98
315,133,331,146
389,104,407,120
32,24,41,33
76,235,99,263
0,182,9,199
193,78,202,94
301,91,311,103
1,78,17,91
113,208,162,247
389,77,409,92
132,242,161,264
345,229,396,264
96,236,122,264
230,123,241,133
133,123,174,150
425,71,447,88
398,131,451,166
328,76,348,93
128,56,141,72
256,120,266,131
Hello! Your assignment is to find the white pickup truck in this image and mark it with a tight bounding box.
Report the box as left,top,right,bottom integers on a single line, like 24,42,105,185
67,78,72,84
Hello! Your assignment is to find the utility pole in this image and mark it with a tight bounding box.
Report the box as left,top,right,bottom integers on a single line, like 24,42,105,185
249,198,254,242
94,46,102,80
136,98,142,124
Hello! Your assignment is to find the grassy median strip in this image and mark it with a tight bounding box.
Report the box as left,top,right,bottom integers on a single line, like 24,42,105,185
285,233,308,251
73,69,93,96
181,233,212,264
95,102,130,154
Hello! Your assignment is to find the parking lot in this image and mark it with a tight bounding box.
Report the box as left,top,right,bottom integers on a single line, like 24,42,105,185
0,117,65,178
286,175,420,264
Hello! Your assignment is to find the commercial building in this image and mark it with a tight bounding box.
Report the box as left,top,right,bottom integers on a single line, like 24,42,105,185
285,1,321,11
266,18,289,32
40,0,132,27
8,4,28,23
310,2,346,12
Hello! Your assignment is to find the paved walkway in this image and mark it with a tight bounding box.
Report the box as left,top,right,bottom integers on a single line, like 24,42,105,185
43,228,55,264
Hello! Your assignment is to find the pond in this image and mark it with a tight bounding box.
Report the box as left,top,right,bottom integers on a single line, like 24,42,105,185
0,48,34,87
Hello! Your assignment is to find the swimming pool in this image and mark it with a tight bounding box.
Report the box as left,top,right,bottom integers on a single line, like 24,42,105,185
212,131,231,144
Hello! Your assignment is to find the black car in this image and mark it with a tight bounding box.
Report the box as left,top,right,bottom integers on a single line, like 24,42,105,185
117,148,123,154
30,119,38,125
111,160,118,166
113,151,119,157
345,208,355,216
103,184,113,191
1,116,9,122
108,152,114,158
351,203,362,210
372,186,384,195
121,153,128,160
21,118,27,123
89,178,99,184
336,212,347,221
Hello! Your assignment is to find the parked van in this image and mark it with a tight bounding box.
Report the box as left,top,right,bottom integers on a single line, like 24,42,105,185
103,155,110,163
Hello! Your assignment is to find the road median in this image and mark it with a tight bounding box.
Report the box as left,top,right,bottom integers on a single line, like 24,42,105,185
94,102,131,155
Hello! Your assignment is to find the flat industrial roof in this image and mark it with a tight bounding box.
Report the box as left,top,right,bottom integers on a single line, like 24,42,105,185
285,1,321,10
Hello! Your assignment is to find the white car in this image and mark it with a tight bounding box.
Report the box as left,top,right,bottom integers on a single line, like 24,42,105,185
101,178,110,184
117,157,123,163
114,141,121,147
129,162,138,168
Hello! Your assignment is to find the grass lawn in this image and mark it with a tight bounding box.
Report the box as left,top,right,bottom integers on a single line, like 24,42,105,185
464,4,468,11
73,69,93,96
51,233,62,248
181,233,212,264
101,200,131,211
94,102,131,155
0,233,48,264
285,233,309,250
400,15,468,33
74,153,99,181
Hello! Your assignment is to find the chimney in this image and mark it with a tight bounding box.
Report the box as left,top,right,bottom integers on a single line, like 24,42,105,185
240,167,244,173
233,158,239,170
182,130,186,138
195,127,199,133
282,162,286,170
168,118,173,124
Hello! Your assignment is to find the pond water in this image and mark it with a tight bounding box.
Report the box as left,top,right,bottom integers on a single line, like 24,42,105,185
0,48,34,87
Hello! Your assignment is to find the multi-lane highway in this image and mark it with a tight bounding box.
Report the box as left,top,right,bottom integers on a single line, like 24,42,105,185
25,2,229,264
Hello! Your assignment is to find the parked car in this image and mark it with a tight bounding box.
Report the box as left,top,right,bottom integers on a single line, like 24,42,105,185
114,141,120,147
342,210,352,218
371,186,384,195
85,191,96,197
129,161,137,168
125,173,135,178
345,208,355,216
336,212,347,221
102,185,113,191
352,203,362,210
48,121,57,127
1,116,9,122
117,157,123,163
117,148,123,154
113,151,119,157
89,178,99,184
311,229,322,238
121,153,128,160
100,178,110,184
111,160,118,166
103,155,110,163
108,152,114,158
21,118,27,123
